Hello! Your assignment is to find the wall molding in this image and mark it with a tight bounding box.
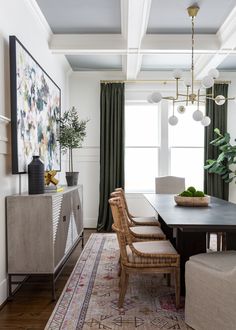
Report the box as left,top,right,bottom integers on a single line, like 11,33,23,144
84,218,97,229
0,115,11,123
25,0,52,40
0,278,7,306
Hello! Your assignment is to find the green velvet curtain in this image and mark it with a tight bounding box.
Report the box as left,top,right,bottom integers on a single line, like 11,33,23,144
97,83,125,232
204,84,229,200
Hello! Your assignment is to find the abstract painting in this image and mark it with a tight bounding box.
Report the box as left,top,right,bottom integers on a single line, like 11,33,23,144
10,36,61,174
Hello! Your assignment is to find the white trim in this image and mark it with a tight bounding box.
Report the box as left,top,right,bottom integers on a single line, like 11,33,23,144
0,278,7,306
84,218,97,228
24,0,52,40
0,115,10,123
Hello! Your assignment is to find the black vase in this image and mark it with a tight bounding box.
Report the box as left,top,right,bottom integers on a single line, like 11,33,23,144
28,156,44,194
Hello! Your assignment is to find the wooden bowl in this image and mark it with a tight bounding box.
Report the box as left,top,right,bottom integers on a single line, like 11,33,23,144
174,195,210,207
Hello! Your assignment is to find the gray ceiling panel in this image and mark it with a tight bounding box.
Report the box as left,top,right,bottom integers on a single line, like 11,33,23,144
66,55,122,71
147,0,236,34
36,0,121,33
141,54,195,71
218,55,236,71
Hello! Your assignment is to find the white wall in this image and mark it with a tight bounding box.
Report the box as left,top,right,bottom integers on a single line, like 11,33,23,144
69,70,236,228
0,0,70,305
69,72,125,228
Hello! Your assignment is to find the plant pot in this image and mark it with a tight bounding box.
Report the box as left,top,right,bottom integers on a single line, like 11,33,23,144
66,172,79,186
174,195,210,207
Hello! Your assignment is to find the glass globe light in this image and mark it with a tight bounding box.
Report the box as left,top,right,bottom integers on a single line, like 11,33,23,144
168,115,178,126
173,69,183,79
177,105,186,114
147,94,154,103
151,92,162,103
215,95,226,105
183,78,191,88
201,75,214,88
193,109,204,121
208,68,220,79
201,116,211,127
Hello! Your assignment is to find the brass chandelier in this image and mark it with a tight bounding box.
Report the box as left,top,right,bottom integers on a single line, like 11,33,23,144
147,5,234,126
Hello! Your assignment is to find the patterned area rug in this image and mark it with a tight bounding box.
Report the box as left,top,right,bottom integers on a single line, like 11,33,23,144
45,233,190,329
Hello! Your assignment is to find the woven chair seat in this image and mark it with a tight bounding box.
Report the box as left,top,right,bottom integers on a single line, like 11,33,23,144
130,225,165,239
126,240,178,265
132,217,160,226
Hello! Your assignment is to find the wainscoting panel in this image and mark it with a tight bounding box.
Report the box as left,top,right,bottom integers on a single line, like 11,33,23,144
73,147,99,228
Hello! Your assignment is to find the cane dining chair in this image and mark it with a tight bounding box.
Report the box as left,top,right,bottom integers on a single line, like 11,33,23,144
109,197,180,308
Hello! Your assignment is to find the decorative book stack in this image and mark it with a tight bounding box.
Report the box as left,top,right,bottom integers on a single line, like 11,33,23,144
44,185,63,193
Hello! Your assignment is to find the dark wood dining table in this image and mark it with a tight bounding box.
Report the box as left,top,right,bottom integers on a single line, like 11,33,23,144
144,193,236,294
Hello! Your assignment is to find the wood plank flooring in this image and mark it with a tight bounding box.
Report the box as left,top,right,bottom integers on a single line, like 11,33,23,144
0,229,96,330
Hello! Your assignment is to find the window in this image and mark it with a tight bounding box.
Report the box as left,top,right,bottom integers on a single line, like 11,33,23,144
125,104,160,192
125,102,205,192
169,105,205,190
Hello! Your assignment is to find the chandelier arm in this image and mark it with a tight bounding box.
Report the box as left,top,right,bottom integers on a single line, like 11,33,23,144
178,93,188,97
174,99,189,103
162,96,176,100
200,93,214,97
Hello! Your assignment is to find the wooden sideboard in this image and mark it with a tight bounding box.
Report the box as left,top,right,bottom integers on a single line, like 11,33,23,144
6,185,83,300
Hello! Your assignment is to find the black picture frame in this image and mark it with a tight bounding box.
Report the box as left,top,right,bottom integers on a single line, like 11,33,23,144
9,35,61,174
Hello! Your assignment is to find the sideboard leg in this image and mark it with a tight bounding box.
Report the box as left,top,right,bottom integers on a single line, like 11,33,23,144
51,274,56,301
81,231,84,249
8,275,13,301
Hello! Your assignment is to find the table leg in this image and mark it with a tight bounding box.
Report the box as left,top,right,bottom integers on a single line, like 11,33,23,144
225,232,236,250
176,229,206,295
158,215,175,247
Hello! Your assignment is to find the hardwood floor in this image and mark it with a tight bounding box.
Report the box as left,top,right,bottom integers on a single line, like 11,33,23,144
0,229,96,330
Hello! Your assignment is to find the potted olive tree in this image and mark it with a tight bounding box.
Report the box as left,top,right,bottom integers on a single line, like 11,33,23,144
57,107,89,186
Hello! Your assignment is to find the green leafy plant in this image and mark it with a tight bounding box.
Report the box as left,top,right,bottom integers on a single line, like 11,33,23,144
57,107,89,172
179,186,205,197
204,128,236,183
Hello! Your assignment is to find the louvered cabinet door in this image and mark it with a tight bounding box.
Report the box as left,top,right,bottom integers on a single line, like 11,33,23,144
71,187,83,243
7,186,83,276
53,191,72,269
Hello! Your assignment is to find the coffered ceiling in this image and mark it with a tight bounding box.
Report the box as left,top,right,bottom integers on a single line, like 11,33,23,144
35,0,236,76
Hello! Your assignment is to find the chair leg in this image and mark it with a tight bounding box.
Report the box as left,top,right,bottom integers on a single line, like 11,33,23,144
118,268,129,308
222,232,227,251
167,273,171,287
174,267,180,309
118,254,121,277
217,233,222,251
206,232,211,249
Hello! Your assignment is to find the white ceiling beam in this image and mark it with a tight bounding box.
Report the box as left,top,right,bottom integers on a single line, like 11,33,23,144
142,34,220,53
50,34,126,55
122,0,152,79
49,33,222,56
195,5,236,79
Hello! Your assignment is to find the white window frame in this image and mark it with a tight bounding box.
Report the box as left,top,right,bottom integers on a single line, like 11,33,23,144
124,100,205,193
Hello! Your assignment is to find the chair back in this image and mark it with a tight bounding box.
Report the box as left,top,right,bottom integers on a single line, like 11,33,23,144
155,176,185,194
109,197,129,263
110,191,133,226
114,188,133,218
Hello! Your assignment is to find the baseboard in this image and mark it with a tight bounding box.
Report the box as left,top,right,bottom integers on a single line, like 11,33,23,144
84,218,97,228
0,278,7,307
